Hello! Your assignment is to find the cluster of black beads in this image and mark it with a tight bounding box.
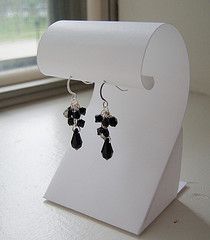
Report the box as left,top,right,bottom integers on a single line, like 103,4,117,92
95,112,118,160
67,106,86,128
95,115,118,137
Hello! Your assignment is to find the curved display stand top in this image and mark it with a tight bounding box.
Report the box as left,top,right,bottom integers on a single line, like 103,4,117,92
37,20,189,90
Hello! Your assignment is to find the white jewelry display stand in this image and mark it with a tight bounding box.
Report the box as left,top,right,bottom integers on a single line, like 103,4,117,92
37,21,190,235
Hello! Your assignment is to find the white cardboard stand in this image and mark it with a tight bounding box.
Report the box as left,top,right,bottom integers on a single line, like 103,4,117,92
37,21,190,235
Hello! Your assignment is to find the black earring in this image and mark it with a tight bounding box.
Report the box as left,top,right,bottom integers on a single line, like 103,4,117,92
95,81,127,160
63,76,86,150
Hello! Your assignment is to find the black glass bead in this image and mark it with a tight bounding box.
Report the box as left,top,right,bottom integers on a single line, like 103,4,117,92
68,108,73,118
95,114,103,123
79,107,86,115
68,117,74,126
77,119,85,128
71,128,82,150
102,117,109,127
102,128,109,137
109,116,118,127
97,127,104,135
101,138,113,160
72,110,81,119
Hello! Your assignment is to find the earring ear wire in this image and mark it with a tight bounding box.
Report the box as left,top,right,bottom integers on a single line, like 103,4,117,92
67,75,77,98
67,75,93,98
100,80,128,106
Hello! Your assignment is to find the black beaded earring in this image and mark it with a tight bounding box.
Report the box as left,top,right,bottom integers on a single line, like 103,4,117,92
95,81,127,160
63,76,86,150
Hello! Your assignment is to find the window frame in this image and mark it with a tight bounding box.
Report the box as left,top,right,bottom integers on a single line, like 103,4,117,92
0,66,45,87
0,0,118,108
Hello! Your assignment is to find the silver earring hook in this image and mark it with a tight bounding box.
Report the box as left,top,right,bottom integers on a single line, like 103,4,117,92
67,75,93,99
100,80,128,107
67,75,77,98
100,81,108,106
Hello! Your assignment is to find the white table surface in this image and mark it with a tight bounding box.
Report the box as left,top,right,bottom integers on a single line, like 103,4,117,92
0,90,210,240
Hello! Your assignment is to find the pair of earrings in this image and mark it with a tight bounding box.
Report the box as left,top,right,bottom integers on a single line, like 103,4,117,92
63,76,126,160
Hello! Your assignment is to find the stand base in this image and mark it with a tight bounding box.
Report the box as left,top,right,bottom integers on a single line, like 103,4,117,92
44,128,183,235
140,128,183,232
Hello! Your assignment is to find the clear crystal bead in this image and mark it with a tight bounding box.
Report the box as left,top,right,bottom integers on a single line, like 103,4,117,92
63,108,69,118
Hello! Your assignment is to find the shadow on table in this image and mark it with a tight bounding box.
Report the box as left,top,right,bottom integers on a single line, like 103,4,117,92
44,199,210,240
141,199,210,239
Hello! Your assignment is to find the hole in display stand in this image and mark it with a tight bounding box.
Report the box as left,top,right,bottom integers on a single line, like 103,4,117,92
141,75,155,90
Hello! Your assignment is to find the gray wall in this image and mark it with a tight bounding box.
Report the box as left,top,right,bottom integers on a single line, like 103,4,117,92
119,0,210,95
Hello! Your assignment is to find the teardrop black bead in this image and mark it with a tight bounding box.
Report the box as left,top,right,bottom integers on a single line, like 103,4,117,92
71,128,82,150
101,138,113,160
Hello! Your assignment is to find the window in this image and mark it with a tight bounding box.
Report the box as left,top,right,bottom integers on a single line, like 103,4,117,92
0,0,88,87
0,0,117,88
0,0,48,72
